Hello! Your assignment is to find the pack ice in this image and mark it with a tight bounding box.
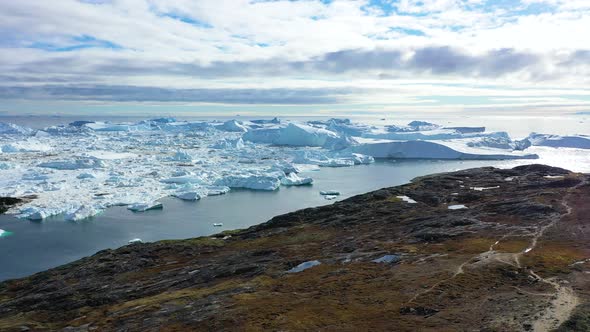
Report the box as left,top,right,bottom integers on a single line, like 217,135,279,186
0,117,568,222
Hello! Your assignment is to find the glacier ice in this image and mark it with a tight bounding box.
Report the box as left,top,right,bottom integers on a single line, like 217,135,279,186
0,117,572,221
280,173,313,186
527,133,590,149
127,202,163,212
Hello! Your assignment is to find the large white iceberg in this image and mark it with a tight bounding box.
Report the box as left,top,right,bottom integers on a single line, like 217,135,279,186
244,122,343,147
527,133,590,149
352,140,538,160
280,173,313,186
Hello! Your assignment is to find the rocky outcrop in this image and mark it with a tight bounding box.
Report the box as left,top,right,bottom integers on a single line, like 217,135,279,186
0,165,589,331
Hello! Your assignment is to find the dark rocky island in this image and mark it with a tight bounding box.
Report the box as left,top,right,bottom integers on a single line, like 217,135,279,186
0,165,589,331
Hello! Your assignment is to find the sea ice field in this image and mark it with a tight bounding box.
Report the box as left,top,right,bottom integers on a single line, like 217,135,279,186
1,116,589,223
0,115,589,280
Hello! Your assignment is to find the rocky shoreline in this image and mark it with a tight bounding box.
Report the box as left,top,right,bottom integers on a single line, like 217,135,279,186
0,164,589,331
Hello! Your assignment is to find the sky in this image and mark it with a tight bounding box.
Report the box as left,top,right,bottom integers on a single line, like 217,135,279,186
0,0,589,116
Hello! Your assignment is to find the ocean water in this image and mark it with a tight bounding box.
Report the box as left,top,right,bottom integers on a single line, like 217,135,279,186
0,159,531,281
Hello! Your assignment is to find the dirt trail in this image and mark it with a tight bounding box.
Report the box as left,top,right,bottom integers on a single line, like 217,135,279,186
408,177,586,330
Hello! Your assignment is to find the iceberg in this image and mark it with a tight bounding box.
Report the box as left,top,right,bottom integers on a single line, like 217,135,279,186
211,138,245,150
2,140,52,153
127,202,163,212
467,136,531,151
280,173,313,186
39,158,104,170
320,190,340,195
215,174,281,191
244,123,341,147
0,122,33,135
128,238,143,244
174,192,201,201
217,120,248,132
352,141,538,160
65,205,103,221
527,133,590,149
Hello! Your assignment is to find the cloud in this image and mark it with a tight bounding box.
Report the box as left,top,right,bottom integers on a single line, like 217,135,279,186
0,85,357,104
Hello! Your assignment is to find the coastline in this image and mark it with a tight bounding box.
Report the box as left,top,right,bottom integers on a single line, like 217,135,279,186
1,164,589,331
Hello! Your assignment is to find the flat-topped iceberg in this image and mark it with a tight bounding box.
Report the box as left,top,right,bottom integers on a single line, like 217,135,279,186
127,202,163,212
38,158,104,170
352,140,538,160
527,133,590,149
244,122,342,147
215,174,281,191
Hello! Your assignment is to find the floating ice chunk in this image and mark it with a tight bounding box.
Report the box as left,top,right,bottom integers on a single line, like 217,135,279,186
467,136,531,151
527,133,590,149
213,223,223,227
444,126,485,134
217,120,248,132
352,140,538,160
397,196,417,204
324,195,338,200
86,151,136,160
0,162,11,170
77,172,97,179
211,137,245,149
0,229,12,238
174,192,202,201
215,174,281,191
2,140,52,153
320,190,340,195
205,186,231,195
281,173,313,186
161,175,203,184
39,158,104,170
128,238,143,244
372,254,401,264
127,202,163,212
448,204,468,210
287,260,321,273
244,123,339,147
0,122,33,135
65,205,103,221
19,207,53,221
170,151,192,162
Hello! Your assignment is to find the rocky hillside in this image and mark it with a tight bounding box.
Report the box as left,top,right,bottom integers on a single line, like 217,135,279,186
1,165,589,331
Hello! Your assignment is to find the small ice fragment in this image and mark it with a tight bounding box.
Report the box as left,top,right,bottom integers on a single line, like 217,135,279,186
280,173,313,186
213,223,223,227
448,204,467,210
397,196,417,204
175,192,201,201
320,190,340,196
324,195,338,200
128,238,142,244
0,229,11,238
372,255,400,264
287,260,321,273
127,202,163,212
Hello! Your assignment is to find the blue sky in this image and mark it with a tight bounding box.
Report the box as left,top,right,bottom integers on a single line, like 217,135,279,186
0,0,589,116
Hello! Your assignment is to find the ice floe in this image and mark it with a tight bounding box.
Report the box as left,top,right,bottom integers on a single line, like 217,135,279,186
0,117,582,221
128,202,163,212
527,133,590,149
